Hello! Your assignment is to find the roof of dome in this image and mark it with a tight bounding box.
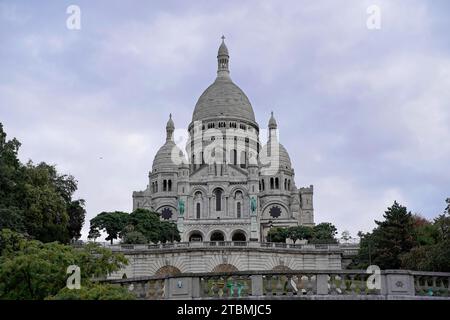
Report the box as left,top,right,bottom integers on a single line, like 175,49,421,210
152,141,185,172
259,141,292,171
191,37,256,124
192,77,256,123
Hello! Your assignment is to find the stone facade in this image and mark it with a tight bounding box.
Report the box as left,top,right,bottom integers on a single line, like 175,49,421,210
132,38,314,242
108,244,343,279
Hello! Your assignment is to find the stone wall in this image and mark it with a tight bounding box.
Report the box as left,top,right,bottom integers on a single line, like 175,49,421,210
108,243,344,279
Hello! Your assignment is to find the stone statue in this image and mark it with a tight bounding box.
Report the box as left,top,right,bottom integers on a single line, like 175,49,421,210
250,197,257,215
178,199,185,216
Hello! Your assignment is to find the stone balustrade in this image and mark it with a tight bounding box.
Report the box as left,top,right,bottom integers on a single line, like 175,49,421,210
101,269,450,300
104,241,359,253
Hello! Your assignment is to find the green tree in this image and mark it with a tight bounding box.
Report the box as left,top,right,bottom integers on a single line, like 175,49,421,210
122,230,147,244
411,214,439,246
287,226,314,243
0,124,86,243
266,227,289,243
67,199,86,241
0,230,128,299
311,222,338,243
352,201,416,269
372,201,416,269
88,228,101,242
124,209,180,243
48,283,135,300
89,211,129,244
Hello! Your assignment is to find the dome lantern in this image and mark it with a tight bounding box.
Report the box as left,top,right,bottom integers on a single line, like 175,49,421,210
166,113,175,141
217,35,230,77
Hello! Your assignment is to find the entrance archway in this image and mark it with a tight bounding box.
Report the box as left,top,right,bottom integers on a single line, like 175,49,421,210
211,264,239,273
154,265,181,277
189,231,203,242
210,231,225,241
231,231,247,242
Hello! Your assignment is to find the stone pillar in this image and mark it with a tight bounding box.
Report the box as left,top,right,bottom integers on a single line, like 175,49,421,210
251,275,263,297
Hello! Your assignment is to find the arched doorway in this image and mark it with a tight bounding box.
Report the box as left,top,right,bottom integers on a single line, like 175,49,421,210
272,265,292,272
231,231,247,242
210,231,225,241
211,264,239,273
155,265,181,277
189,231,203,242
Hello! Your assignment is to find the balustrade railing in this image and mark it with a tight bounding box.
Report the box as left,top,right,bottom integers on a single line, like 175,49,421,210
104,270,450,300
107,241,352,252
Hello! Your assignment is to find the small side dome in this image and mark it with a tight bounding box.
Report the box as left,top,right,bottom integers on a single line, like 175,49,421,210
152,141,185,173
259,142,292,171
152,114,186,173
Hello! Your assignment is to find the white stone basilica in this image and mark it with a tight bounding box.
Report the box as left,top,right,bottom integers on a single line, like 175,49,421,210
132,38,314,243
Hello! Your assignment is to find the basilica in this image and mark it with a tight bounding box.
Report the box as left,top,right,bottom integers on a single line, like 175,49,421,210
132,38,315,243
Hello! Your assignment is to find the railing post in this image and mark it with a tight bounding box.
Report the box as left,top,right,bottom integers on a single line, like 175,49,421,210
384,270,415,297
192,277,201,299
251,275,263,297
316,274,329,295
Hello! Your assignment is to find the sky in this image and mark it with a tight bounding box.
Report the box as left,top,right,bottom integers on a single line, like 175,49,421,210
1,0,449,240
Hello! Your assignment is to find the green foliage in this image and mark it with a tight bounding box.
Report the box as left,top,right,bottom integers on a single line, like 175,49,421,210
67,200,86,241
266,227,289,243
352,201,416,269
122,231,147,244
125,208,180,243
352,200,450,271
411,215,439,246
89,211,129,244
400,206,450,272
0,123,86,243
89,208,181,244
287,226,314,243
48,283,135,300
0,230,128,300
266,223,337,243
311,223,338,243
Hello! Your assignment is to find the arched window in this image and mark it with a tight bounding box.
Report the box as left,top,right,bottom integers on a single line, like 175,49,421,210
155,181,158,192
163,180,167,192
240,151,247,168
270,178,274,189
262,179,265,191
230,149,237,165
284,179,287,190
259,181,261,191
288,180,291,191
237,202,241,218
275,178,279,189
196,203,201,219
214,189,222,211
168,180,172,192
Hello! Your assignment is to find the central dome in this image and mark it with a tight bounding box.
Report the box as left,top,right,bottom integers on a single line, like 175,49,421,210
192,77,255,122
191,37,256,123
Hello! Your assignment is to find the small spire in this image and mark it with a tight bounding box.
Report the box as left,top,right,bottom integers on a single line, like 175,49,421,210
268,111,277,130
166,113,175,141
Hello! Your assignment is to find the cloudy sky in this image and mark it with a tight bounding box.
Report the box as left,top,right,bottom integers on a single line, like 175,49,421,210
1,0,449,240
